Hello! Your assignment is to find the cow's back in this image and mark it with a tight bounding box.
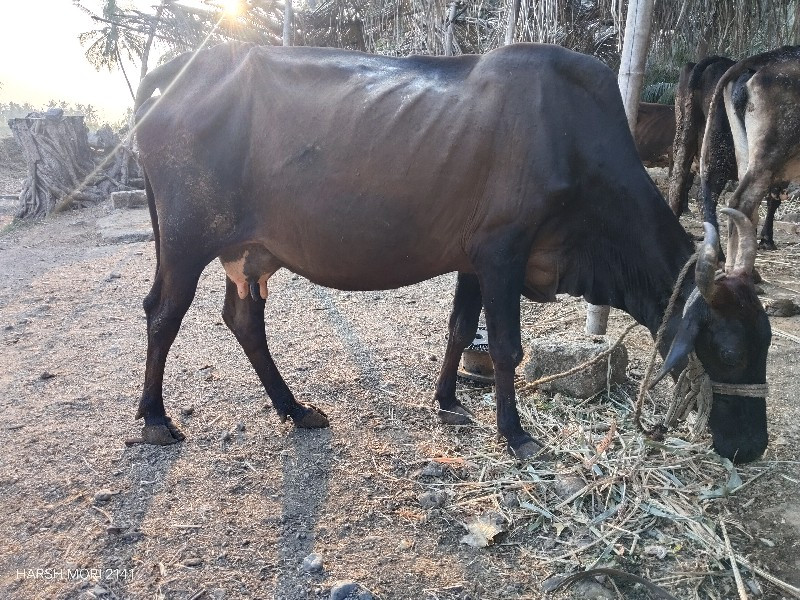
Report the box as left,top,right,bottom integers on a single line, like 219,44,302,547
136,43,658,293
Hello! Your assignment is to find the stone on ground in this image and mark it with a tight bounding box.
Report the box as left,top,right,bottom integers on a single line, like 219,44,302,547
524,333,628,398
110,190,147,209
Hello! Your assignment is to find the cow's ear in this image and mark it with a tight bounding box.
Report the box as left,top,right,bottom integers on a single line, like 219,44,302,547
649,297,705,387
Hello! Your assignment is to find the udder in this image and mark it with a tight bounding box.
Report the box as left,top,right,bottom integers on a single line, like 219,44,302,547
219,244,282,300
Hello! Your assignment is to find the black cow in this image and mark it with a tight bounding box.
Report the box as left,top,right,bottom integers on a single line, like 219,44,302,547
133,42,771,463
699,47,800,254
634,102,676,168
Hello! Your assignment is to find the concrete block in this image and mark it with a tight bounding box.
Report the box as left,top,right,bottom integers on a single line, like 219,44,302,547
110,190,147,209
97,208,153,244
523,333,628,398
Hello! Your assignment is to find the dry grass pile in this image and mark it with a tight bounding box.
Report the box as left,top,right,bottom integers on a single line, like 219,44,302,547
412,370,800,599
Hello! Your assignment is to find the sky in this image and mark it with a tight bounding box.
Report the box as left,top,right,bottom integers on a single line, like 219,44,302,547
0,1,165,123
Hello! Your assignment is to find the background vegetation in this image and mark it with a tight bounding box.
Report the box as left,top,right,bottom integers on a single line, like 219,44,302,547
4,1,800,137
75,0,800,110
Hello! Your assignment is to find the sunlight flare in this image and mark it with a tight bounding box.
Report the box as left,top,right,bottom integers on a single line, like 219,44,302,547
221,0,244,17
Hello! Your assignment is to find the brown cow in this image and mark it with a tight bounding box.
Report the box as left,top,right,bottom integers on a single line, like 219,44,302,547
701,46,800,260
634,102,675,168
133,43,771,463
669,56,735,216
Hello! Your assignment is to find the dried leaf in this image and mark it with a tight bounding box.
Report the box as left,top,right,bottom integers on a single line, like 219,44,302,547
460,514,505,548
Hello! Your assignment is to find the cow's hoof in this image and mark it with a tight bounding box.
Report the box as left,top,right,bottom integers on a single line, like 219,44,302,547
758,240,777,251
141,417,185,445
508,438,549,461
293,404,329,429
438,404,474,425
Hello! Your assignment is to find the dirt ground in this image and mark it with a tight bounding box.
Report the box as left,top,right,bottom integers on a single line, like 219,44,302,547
0,144,799,600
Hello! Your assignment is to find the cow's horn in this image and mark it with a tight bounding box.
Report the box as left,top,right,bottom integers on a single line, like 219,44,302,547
696,222,719,302
721,207,757,273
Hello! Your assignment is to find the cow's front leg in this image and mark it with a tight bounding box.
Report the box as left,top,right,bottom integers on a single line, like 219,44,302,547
221,278,328,429
476,247,546,460
434,273,482,425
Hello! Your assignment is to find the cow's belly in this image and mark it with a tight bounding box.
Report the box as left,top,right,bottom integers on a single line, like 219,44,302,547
220,233,470,294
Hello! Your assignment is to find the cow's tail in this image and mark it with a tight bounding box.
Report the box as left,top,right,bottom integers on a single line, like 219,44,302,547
133,52,194,273
142,172,161,274
133,52,194,115
699,70,738,230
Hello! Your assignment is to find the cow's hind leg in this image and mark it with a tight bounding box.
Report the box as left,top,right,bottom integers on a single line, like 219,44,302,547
435,273,482,425
758,188,782,250
221,278,328,428
136,268,202,444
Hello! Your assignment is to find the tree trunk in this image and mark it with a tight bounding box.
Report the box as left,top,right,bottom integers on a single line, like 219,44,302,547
504,0,521,46
617,0,655,133
444,2,458,56
9,112,133,220
587,0,655,335
283,0,294,47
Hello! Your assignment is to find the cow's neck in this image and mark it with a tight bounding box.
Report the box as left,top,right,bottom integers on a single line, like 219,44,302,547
615,240,696,359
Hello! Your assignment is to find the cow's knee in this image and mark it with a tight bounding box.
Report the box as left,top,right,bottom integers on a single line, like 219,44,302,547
489,339,523,372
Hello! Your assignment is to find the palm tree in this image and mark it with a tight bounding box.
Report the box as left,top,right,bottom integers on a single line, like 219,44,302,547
77,0,146,98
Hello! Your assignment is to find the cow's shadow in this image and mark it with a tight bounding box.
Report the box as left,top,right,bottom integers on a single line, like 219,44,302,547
275,428,333,597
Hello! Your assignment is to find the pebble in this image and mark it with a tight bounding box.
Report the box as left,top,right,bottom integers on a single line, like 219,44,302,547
90,584,108,597
302,552,323,573
501,491,520,508
568,580,615,599
765,297,800,317
329,581,359,600
417,489,447,509
183,557,203,567
746,578,763,596
104,272,122,282
553,474,585,499
94,489,115,503
329,581,374,600
181,405,194,416
417,461,446,478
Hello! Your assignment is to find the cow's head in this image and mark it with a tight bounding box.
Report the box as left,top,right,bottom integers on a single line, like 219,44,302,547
655,208,771,463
